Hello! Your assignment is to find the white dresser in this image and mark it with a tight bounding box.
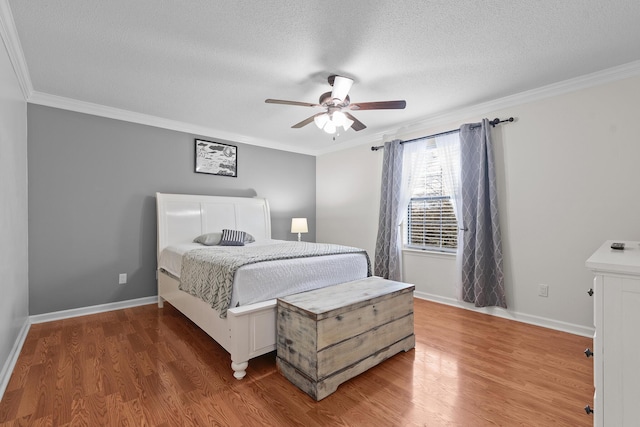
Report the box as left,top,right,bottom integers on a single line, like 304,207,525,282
586,240,640,426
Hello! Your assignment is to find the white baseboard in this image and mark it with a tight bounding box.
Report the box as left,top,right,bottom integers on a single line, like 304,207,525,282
29,296,158,324
414,291,595,338
0,318,30,400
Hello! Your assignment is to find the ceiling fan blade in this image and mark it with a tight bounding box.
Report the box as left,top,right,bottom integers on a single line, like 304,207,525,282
331,76,354,102
265,99,319,107
350,100,406,110
344,112,366,131
291,113,324,128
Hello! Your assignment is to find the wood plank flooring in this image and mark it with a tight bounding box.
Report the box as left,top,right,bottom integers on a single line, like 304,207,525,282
0,299,594,426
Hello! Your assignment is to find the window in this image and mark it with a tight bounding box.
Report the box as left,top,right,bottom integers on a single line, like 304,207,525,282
405,138,459,252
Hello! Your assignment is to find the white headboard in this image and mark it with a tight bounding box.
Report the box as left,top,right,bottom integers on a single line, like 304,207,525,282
156,192,272,258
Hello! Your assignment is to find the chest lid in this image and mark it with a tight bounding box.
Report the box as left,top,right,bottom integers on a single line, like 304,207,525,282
277,276,414,321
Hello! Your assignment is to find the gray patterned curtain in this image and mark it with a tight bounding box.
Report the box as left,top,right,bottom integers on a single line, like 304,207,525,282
459,119,506,308
374,140,404,280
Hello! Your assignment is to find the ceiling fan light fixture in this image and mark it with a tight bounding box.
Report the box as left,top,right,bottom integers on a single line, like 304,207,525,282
342,116,354,131
331,111,352,131
323,121,336,134
331,110,346,126
314,113,329,129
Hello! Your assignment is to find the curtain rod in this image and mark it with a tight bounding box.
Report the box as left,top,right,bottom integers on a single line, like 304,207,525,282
370,117,514,151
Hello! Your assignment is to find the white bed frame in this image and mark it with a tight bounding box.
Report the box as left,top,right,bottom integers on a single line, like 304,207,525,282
156,192,279,380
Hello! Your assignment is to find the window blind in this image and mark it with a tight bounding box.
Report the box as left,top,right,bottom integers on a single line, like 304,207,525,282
406,140,458,251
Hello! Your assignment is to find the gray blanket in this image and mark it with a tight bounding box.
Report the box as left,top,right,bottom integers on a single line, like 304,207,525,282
179,241,372,317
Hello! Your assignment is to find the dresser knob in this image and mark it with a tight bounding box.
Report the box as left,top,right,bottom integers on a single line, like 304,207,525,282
584,405,594,415
584,348,593,358
587,288,594,296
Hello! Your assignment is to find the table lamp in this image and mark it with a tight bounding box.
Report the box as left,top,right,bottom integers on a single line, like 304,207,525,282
291,218,308,242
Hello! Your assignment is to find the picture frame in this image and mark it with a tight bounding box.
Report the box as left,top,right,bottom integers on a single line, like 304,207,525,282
194,139,237,177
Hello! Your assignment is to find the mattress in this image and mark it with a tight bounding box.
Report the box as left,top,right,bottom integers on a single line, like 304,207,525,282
159,240,369,308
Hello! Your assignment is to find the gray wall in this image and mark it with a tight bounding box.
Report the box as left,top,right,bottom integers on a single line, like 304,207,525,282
28,105,316,315
0,32,29,390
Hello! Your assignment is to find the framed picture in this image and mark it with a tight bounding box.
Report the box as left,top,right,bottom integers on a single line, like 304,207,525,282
194,139,237,177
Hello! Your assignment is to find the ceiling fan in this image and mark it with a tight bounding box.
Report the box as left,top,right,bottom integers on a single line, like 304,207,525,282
265,75,406,134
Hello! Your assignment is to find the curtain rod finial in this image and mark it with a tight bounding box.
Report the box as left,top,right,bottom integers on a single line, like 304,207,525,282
490,117,515,127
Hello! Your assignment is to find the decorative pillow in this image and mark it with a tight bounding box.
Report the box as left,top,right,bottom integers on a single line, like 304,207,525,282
193,232,222,246
219,229,246,246
194,230,255,246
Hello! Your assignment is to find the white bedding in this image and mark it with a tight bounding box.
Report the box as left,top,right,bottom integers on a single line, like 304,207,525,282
159,239,369,308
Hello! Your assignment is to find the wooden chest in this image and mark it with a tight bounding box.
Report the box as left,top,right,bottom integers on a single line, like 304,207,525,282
276,276,415,400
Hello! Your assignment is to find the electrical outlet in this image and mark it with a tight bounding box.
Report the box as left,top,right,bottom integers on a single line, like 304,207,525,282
119,273,127,285
538,284,549,297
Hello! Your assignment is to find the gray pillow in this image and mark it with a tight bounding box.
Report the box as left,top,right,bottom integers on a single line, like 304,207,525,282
193,232,222,246
194,230,256,246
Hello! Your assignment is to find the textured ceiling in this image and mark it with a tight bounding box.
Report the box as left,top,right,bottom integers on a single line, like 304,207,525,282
8,0,640,154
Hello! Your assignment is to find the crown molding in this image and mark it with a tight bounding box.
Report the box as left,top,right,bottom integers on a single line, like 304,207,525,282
22,59,640,157
28,91,318,155
316,60,640,155
0,0,33,100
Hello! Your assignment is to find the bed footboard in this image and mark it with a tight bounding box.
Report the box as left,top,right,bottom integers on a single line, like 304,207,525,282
227,300,277,379
157,270,277,380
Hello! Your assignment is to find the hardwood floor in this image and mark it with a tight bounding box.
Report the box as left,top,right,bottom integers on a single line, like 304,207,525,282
0,299,594,426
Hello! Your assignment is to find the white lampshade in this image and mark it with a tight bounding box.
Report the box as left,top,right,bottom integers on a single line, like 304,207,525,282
331,111,353,131
323,120,336,134
291,218,308,233
331,111,346,126
343,113,354,130
291,217,308,242
314,113,329,129
331,76,354,102
313,110,353,134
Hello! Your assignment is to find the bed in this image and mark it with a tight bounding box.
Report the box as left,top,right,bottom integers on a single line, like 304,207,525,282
156,192,370,379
